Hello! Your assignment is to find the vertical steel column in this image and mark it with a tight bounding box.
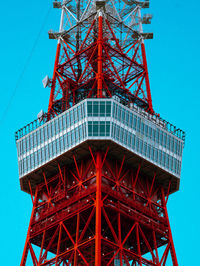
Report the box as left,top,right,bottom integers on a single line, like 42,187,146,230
97,11,103,98
95,152,102,266
138,6,153,113
48,6,65,113
20,187,38,266
161,189,178,266
141,43,153,113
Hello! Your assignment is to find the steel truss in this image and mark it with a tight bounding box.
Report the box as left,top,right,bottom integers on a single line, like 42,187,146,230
47,0,153,118
21,147,178,265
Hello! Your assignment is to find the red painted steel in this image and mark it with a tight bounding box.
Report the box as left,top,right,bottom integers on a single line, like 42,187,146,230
47,12,154,119
20,3,180,265
21,147,178,265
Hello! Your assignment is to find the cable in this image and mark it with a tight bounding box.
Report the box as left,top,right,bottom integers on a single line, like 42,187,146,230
0,4,52,125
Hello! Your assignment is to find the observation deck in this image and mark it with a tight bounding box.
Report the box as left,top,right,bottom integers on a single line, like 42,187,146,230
16,98,185,194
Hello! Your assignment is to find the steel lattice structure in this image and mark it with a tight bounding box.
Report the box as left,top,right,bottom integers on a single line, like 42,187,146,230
16,0,185,265
47,0,153,117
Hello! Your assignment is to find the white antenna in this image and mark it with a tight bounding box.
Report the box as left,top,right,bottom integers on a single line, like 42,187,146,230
42,75,50,88
37,110,44,122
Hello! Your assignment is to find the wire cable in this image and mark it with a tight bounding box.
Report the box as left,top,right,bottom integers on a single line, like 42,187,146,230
0,4,52,125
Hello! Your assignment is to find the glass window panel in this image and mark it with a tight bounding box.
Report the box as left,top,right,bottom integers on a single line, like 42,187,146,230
93,101,98,116
60,136,64,152
74,108,78,124
52,141,56,156
117,106,121,121
152,128,155,141
163,133,167,148
125,111,129,124
133,115,137,130
62,115,66,131
37,130,40,146
143,142,147,156
41,128,44,144
174,139,178,154
34,152,38,167
71,130,75,145
137,117,141,132
45,145,49,160
139,139,143,154
116,125,120,140
87,102,92,116
30,134,33,150
75,127,79,142
82,102,86,118
38,149,41,165
156,128,159,144
23,158,26,173
166,154,169,169
47,124,51,139
120,127,124,143
154,148,158,162
149,127,152,139
23,139,26,155
83,123,86,138
150,147,154,160
26,136,30,151
128,132,131,146
100,122,105,136
121,109,125,122
66,113,70,127
44,126,47,140
64,133,67,149
136,137,139,152
27,155,31,171
167,135,170,150
56,138,60,154
49,143,53,158
159,131,163,146
124,130,128,145
30,154,34,169
129,113,133,128
33,132,37,148
140,122,144,135
106,122,110,136
79,125,82,140
132,134,135,150
162,152,166,167
51,121,55,137
106,102,111,116
158,150,162,163
77,105,81,121
169,156,172,171
59,117,63,131
88,122,92,137
93,122,98,136
171,137,174,153
145,124,148,137
41,147,45,163
113,103,116,119
100,102,105,116
147,144,151,158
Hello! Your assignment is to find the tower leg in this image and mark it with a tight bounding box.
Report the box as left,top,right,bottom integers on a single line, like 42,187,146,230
20,149,179,266
95,152,102,266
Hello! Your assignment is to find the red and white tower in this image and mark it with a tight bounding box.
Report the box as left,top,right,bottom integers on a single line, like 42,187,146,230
16,0,185,265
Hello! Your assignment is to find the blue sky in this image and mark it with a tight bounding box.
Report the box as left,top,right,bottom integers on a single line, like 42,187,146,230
0,0,199,264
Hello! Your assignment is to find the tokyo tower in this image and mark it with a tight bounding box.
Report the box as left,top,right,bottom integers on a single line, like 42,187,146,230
16,0,185,265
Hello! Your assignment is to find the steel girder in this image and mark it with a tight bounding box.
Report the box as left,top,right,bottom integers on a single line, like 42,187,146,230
48,3,153,118
21,146,178,266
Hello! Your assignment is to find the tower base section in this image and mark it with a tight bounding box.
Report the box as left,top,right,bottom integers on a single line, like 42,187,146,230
21,146,178,266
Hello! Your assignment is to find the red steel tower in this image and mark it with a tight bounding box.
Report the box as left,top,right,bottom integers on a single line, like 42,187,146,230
16,0,185,265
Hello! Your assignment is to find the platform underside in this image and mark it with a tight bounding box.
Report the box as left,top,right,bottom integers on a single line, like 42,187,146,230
20,139,179,195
